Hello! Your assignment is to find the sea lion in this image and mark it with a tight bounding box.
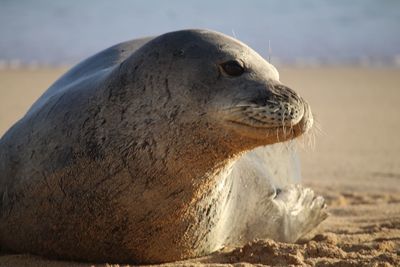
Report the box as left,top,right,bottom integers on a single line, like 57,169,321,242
0,29,327,264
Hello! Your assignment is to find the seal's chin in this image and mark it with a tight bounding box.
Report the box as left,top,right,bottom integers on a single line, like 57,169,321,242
223,102,313,144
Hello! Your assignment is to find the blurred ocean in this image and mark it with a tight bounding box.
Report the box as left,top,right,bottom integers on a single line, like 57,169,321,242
0,0,399,67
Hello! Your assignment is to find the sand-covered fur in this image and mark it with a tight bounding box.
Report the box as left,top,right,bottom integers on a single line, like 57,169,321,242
0,66,399,266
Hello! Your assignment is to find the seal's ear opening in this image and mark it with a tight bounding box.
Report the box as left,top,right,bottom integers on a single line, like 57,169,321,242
219,60,244,77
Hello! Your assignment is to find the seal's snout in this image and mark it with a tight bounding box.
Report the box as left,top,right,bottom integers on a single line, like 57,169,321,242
265,83,306,126
221,82,313,143
242,83,307,127
265,83,314,137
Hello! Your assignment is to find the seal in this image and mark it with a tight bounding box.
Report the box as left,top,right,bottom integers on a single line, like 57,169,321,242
0,29,327,264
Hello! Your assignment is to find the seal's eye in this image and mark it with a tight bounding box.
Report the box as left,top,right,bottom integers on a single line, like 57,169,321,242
220,60,244,77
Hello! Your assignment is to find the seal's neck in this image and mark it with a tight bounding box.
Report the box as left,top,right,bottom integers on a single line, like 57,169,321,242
161,124,248,182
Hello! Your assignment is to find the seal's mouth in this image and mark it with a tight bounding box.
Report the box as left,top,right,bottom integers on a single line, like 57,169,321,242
222,100,313,143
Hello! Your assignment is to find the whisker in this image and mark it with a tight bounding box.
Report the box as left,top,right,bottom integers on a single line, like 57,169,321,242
313,120,326,136
281,109,287,136
276,127,280,143
231,29,238,39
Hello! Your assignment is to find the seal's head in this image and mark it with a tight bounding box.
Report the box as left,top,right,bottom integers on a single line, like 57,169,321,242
121,29,312,152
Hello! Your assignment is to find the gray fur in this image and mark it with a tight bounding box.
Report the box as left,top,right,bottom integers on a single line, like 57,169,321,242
0,29,327,264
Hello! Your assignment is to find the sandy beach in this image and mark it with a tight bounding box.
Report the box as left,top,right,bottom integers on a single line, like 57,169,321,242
0,67,399,266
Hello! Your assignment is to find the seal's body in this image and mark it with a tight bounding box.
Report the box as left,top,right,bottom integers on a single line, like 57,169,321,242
0,30,327,264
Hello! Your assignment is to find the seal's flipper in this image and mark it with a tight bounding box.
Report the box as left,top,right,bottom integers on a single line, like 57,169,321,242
220,141,327,247
273,184,328,242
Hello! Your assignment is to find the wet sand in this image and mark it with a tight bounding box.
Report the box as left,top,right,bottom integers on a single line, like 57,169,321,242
0,67,399,266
